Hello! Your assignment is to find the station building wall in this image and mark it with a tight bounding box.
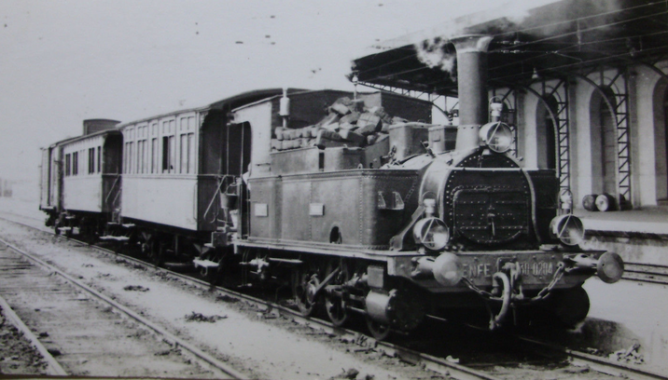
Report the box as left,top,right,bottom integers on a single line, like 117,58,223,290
505,60,668,210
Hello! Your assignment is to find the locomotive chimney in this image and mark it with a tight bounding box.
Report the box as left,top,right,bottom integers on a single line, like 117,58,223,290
450,35,493,151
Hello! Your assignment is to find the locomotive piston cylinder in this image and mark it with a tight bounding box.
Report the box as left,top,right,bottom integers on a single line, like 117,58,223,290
365,289,425,331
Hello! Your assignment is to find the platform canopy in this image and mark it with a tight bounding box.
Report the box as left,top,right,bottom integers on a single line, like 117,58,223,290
350,0,668,97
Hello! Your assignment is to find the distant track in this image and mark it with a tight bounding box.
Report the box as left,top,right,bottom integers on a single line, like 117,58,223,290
518,336,668,380
622,262,668,285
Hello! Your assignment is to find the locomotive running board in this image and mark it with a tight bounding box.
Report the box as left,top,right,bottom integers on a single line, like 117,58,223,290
99,236,130,242
234,240,418,260
193,259,219,269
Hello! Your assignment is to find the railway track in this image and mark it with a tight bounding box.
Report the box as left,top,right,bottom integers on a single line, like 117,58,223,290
0,236,245,379
1,213,667,380
622,262,668,285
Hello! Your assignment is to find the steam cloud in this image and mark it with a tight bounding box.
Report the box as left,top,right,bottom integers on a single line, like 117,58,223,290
414,36,456,77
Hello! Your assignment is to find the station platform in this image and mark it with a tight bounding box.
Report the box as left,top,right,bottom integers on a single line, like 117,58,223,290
575,207,668,236
574,207,668,265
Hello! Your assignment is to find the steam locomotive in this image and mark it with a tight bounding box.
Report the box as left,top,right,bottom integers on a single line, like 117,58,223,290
40,35,624,339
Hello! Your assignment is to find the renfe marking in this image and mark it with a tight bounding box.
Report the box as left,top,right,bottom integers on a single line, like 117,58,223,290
462,263,491,278
462,260,554,278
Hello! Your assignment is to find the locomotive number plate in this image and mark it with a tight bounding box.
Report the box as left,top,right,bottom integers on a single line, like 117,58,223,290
518,261,555,277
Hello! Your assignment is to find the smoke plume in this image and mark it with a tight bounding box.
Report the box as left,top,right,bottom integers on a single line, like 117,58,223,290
414,36,456,77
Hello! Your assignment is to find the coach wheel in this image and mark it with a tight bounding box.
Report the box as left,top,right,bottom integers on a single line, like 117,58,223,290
325,259,349,327
78,217,87,237
366,315,391,341
143,239,155,259
152,241,165,267
45,214,56,227
292,269,319,317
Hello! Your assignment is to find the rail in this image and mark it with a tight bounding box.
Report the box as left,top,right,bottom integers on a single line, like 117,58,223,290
0,294,67,376
622,262,668,285
0,236,246,380
517,336,668,380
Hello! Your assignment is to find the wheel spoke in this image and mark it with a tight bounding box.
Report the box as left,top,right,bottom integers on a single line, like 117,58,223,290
292,269,317,317
325,259,349,327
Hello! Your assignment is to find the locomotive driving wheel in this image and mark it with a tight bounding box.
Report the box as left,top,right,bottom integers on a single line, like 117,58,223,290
365,316,391,341
550,286,590,328
141,238,154,259
292,268,319,317
150,240,165,267
324,259,349,327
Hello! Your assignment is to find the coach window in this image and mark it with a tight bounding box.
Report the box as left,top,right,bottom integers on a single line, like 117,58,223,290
162,135,175,173
125,142,134,174
180,133,187,173
97,146,101,173
65,154,71,176
88,148,95,174
137,138,143,174
72,151,79,175
188,131,195,173
151,137,158,173
123,143,128,173
188,116,195,173
170,120,176,172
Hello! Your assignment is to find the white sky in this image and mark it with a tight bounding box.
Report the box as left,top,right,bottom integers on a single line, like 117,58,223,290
0,0,528,182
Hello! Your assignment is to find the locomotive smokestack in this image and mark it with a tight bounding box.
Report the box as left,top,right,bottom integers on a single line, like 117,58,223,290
450,35,493,151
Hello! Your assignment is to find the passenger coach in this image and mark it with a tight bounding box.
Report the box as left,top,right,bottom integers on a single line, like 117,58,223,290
112,89,291,263
39,119,122,235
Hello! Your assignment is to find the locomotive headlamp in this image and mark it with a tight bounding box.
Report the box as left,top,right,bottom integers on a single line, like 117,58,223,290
479,122,513,153
549,215,585,246
413,217,450,251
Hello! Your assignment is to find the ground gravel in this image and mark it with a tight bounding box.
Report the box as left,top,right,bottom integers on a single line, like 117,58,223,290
0,305,47,375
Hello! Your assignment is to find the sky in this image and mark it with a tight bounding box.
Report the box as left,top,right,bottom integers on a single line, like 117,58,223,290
1,0,527,183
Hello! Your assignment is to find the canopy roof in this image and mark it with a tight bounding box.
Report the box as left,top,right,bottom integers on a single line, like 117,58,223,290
351,0,668,96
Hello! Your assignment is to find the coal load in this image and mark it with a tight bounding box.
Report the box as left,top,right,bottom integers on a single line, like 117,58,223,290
272,96,411,151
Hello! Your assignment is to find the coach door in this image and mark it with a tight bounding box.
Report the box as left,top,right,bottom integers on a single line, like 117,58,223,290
221,122,252,237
